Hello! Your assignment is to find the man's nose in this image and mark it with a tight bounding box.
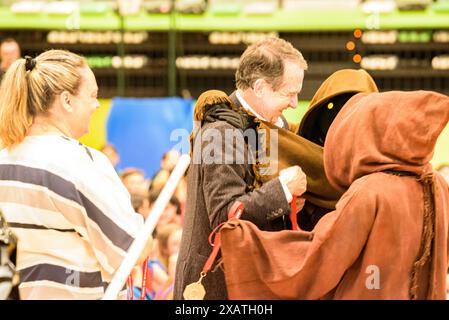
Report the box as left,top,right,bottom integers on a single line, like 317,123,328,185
289,95,298,109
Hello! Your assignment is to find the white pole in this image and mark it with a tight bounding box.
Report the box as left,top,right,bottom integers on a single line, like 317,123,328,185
103,153,191,300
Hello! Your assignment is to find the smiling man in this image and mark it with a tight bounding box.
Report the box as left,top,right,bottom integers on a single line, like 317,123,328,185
174,38,309,300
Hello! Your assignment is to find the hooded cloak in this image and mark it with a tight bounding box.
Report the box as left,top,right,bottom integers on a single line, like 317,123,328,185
220,90,449,299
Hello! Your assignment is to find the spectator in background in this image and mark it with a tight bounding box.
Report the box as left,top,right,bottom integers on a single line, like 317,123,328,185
128,188,183,299
121,167,148,197
100,143,121,174
150,149,180,193
132,190,182,228
436,163,449,185
153,223,182,300
162,149,181,172
131,223,182,300
148,190,182,233
131,193,151,219
0,38,21,80
149,150,187,222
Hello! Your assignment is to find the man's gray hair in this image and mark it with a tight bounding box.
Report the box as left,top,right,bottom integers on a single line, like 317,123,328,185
235,37,308,91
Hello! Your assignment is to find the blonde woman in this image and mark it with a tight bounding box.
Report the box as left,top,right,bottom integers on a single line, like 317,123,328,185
0,50,148,299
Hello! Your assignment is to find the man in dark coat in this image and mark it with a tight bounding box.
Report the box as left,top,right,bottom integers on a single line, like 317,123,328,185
174,38,308,300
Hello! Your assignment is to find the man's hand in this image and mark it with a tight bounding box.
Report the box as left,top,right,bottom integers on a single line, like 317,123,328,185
279,165,307,196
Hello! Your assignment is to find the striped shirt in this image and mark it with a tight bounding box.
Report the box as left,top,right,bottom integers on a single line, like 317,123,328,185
0,135,144,299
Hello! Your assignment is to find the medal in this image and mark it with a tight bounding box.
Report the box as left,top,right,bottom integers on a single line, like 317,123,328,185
183,202,245,300
183,272,206,300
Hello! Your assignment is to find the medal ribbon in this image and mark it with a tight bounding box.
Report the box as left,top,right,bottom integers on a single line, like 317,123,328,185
127,256,150,300
289,195,300,231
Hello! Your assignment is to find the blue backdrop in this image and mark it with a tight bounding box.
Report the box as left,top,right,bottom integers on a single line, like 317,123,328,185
107,97,194,178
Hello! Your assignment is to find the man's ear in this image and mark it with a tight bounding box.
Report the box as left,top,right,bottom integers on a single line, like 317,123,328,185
252,79,267,98
59,91,73,112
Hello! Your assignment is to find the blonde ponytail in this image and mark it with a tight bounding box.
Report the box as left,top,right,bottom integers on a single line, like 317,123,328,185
0,49,86,149
0,58,32,149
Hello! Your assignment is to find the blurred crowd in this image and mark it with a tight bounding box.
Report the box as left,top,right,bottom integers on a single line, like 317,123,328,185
101,144,186,300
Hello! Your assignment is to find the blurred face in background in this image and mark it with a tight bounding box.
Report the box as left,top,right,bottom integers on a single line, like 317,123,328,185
122,170,147,196
162,150,180,172
102,145,120,168
157,202,178,227
0,40,21,71
167,228,182,257
137,198,151,219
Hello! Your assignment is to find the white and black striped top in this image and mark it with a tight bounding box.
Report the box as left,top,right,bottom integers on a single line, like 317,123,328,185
0,135,143,299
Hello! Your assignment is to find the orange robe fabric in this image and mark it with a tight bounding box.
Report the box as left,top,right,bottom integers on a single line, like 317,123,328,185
220,91,449,299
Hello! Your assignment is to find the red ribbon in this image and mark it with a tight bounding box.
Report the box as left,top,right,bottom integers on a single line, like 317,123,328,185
202,201,244,275
127,256,150,300
290,195,300,231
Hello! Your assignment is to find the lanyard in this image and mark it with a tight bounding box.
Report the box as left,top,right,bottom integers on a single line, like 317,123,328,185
290,195,300,231
127,256,149,300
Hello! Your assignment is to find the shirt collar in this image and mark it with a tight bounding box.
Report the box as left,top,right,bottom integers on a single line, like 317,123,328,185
235,90,285,128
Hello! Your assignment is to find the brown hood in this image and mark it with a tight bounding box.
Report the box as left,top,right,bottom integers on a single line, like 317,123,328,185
324,90,449,192
298,69,378,139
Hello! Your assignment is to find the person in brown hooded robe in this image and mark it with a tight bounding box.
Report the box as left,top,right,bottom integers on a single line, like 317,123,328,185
294,69,378,231
220,90,449,299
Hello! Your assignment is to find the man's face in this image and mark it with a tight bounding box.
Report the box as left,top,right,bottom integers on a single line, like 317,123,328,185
259,60,304,123
0,41,21,70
